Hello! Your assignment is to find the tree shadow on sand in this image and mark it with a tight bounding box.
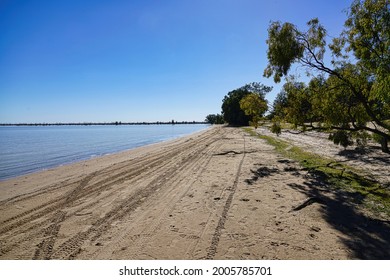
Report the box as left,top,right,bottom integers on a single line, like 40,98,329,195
338,146,390,166
245,166,279,185
287,171,390,259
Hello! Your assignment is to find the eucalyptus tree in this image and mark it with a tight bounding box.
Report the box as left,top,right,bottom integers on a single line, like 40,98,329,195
239,93,268,128
264,0,390,152
222,82,271,126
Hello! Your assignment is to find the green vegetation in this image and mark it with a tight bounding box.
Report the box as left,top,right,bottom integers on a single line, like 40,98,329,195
264,0,390,153
205,0,388,152
221,82,271,126
239,93,268,129
244,127,390,217
205,114,224,124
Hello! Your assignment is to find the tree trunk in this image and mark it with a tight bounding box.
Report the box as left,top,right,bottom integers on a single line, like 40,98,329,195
380,137,389,153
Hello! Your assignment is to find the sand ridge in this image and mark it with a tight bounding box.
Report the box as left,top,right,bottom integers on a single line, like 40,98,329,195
0,126,389,259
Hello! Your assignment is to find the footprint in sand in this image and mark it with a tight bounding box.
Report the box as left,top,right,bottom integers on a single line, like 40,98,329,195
309,233,318,239
310,226,321,232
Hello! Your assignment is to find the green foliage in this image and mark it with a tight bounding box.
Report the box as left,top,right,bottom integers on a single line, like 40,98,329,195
269,90,288,120
222,89,251,126
205,114,224,124
263,0,390,152
344,0,390,124
283,79,316,127
345,0,390,74
328,130,354,148
263,18,327,83
263,22,304,83
222,82,272,126
239,82,273,97
270,122,282,136
239,93,268,128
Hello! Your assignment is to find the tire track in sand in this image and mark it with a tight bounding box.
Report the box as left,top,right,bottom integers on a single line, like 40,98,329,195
48,127,223,259
110,134,222,259
205,134,246,260
1,173,96,258
0,128,221,258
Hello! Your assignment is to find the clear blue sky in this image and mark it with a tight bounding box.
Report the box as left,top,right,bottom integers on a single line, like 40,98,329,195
0,0,350,123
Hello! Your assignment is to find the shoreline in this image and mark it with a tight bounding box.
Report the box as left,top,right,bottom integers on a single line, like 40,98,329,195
0,124,211,182
0,125,213,199
1,126,389,259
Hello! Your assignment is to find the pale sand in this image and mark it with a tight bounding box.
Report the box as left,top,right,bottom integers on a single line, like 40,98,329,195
1,126,389,259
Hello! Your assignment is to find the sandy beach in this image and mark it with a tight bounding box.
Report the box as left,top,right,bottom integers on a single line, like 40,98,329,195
1,126,389,260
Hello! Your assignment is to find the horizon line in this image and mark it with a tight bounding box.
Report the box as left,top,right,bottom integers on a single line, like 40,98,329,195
0,121,209,126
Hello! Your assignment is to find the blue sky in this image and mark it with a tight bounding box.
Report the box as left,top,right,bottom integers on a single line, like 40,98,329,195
0,0,351,123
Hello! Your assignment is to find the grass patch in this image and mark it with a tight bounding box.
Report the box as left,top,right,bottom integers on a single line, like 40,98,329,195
244,127,390,217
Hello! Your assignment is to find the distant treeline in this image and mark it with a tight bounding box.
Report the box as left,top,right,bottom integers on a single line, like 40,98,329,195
0,121,207,126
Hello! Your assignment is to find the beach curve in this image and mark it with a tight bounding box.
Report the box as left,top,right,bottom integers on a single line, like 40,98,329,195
1,126,389,259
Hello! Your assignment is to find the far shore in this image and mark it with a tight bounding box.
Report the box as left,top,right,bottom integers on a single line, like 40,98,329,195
0,121,208,126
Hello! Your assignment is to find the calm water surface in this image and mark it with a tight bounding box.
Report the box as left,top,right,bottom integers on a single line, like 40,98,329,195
0,124,209,180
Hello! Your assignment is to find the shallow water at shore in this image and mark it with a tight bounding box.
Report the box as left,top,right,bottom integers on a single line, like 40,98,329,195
0,124,209,180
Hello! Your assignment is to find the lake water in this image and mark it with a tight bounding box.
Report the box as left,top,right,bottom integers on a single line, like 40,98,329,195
0,124,209,180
